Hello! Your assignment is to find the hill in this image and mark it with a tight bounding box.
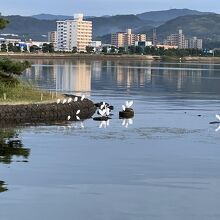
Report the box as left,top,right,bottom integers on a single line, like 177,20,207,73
137,8,213,25
32,14,95,20
0,15,56,40
0,14,153,40
32,14,73,20
1,11,220,48
88,15,152,37
155,14,220,48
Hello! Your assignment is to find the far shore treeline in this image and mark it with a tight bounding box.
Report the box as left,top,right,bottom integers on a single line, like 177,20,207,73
1,44,220,58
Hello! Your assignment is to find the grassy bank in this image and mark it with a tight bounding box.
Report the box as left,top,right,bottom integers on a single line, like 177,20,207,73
0,80,63,104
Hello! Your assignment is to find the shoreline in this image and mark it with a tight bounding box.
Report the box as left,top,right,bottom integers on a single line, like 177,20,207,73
0,95,97,126
0,53,157,61
1,53,220,62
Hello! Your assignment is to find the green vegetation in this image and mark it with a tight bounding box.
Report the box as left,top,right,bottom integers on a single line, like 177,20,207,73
0,20,63,104
99,45,220,57
0,18,8,30
0,81,63,103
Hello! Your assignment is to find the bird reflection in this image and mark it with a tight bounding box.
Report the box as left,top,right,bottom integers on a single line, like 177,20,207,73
122,118,133,128
99,120,110,129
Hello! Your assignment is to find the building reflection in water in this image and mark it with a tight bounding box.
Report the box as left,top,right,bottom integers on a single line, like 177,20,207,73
0,128,30,193
23,59,220,97
55,60,91,95
24,60,92,96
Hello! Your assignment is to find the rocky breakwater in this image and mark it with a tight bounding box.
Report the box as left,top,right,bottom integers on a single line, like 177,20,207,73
0,95,96,125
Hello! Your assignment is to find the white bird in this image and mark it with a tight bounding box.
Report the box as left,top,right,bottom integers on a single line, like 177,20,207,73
100,102,106,110
62,99,67,104
216,114,220,121
98,109,106,116
122,105,126,111
106,107,110,116
76,109,81,120
81,95,85,101
216,125,220,132
125,100,133,108
56,99,61,104
67,115,71,120
67,97,72,103
74,97,78,102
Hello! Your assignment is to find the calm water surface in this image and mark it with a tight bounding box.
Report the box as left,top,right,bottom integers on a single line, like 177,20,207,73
1,59,220,220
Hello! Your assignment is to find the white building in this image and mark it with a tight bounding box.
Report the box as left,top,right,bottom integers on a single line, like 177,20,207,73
56,14,92,52
189,37,203,50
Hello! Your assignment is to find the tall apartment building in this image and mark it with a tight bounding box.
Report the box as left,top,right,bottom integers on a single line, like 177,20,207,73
164,29,203,49
189,37,203,49
164,29,188,49
111,29,147,48
48,31,57,48
56,14,92,52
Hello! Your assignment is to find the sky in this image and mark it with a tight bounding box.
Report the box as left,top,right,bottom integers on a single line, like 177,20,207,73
1,0,220,16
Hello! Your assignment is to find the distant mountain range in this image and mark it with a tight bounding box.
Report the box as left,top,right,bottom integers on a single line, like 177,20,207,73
32,14,95,20
0,9,219,48
136,8,213,24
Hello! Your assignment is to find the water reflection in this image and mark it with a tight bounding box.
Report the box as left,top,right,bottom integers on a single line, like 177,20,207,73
23,59,220,98
24,59,91,95
0,128,30,193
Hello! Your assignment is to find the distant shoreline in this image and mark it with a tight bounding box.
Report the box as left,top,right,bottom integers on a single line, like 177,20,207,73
0,53,157,61
1,53,220,62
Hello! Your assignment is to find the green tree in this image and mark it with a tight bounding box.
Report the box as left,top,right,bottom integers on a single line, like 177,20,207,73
118,47,125,54
102,46,108,53
7,43,14,52
128,46,136,54
0,17,30,84
135,46,143,54
42,43,54,53
0,58,31,78
0,18,8,30
0,43,7,52
86,46,94,54
30,45,40,53
72,47,77,53
110,46,117,53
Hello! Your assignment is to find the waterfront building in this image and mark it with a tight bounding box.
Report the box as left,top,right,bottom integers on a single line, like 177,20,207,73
48,31,57,49
111,29,147,48
56,14,92,52
156,44,178,50
135,41,152,47
164,29,188,49
164,29,203,49
89,41,102,52
189,37,203,50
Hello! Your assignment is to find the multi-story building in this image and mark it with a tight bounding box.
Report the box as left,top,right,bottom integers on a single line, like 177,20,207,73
164,29,203,49
111,29,147,48
56,14,92,52
48,31,57,49
189,37,203,49
164,29,188,49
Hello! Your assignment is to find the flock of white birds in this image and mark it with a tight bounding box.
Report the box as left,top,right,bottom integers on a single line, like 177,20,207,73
55,96,220,131
55,96,134,129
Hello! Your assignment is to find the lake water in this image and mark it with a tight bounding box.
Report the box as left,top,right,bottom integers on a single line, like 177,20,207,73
1,59,220,220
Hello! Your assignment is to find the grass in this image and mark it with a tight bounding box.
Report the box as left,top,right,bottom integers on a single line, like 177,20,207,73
0,79,64,104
